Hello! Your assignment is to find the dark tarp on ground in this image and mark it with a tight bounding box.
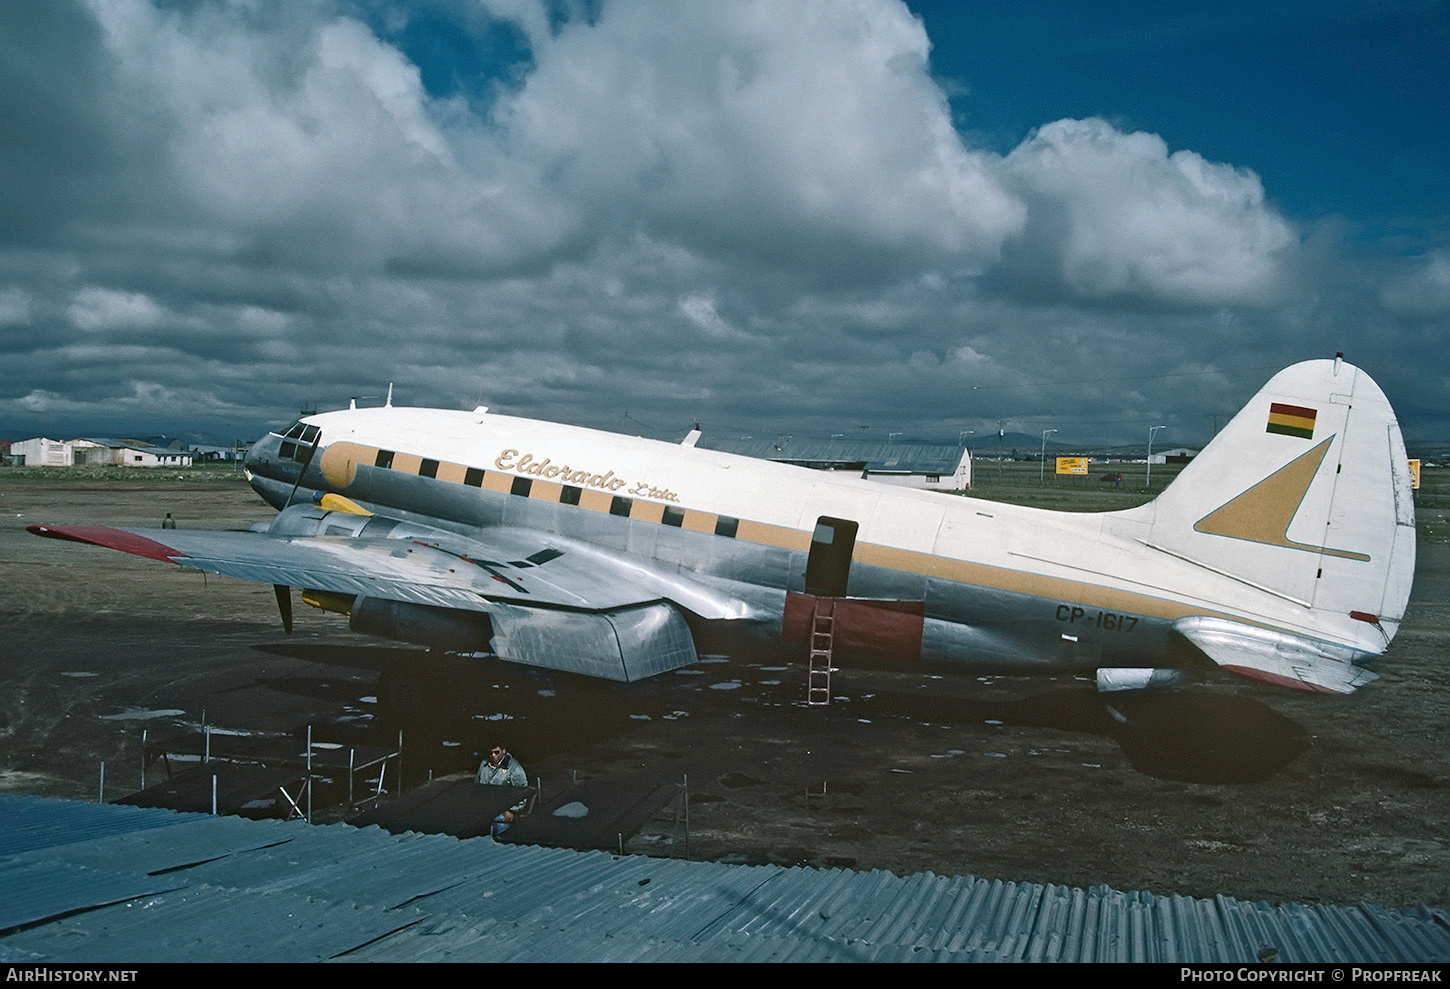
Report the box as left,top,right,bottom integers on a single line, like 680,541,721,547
347,779,534,839
116,763,310,818
497,780,681,850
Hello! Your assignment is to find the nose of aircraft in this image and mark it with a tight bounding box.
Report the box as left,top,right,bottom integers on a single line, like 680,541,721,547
244,431,280,476
243,431,297,508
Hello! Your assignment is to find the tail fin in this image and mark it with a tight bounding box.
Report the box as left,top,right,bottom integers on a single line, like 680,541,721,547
1131,357,1416,692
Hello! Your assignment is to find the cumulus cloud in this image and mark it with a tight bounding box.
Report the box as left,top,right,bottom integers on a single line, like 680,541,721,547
1002,118,1297,306
678,293,756,343
0,0,1439,444
57,0,1029,284
67,287,168,332
1380,251,1450,319
498,1,1025,273
77,0,577,275
23,0,1297,303
0,287,33,326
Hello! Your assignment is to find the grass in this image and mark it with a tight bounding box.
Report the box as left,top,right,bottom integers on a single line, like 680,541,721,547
959,459,1185,512
0,462,249,485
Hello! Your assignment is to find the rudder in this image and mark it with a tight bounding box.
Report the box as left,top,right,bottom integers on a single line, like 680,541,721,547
1128,357,1415,683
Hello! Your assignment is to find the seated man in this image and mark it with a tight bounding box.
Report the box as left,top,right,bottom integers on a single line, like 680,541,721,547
477,744,528,837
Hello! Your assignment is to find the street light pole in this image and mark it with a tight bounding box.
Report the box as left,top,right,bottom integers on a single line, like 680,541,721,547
1147,424,1166,489
1041,429,1057,482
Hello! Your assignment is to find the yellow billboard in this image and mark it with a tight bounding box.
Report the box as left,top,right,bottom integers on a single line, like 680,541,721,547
1056,457,1089,476
1409,460,1420,490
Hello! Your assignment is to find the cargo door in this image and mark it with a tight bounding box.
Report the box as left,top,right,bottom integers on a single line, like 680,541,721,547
804,516,858,597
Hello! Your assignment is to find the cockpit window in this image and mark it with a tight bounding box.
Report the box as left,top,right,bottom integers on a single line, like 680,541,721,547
277,421,320,463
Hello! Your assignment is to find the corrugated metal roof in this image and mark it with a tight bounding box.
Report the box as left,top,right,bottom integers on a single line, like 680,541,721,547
1,794,1446,963
0,792,182,857
76,437,181,455
699,438,968,475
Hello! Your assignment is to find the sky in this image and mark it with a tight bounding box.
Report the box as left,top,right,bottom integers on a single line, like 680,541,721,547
2,0,1447,453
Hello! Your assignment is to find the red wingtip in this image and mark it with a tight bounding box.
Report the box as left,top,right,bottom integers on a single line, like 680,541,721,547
27,524,185,563
1221,663,1344,695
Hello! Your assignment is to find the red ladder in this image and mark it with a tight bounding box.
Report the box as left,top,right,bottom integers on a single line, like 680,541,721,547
807,597,836,706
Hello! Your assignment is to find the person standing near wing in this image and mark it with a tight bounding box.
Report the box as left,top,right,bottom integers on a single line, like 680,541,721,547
477,744,528,837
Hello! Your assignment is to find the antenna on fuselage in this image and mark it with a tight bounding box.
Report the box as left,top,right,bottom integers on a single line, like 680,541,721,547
385,383,394,408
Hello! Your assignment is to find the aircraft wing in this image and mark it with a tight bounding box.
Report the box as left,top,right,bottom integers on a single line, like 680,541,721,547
28,521,765,682
27,523,753,616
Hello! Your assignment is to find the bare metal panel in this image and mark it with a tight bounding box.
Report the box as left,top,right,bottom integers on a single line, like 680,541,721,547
611,602,699,681
489,602,697,682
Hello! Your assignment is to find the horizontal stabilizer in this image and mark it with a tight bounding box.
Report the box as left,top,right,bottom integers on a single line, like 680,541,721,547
1175,616,1379,695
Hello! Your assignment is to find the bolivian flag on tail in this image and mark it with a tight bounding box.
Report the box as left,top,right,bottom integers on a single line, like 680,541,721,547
1267,402,1317,439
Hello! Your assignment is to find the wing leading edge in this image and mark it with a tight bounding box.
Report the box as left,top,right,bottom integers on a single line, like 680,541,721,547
26,518,762,682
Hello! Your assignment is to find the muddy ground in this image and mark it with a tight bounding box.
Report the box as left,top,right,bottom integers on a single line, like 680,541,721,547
1,477,1447,909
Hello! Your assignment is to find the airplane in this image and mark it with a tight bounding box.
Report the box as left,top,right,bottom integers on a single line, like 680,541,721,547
29,356,1416,701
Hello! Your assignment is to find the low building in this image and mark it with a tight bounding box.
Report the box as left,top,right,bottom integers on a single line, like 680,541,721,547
700,436,972,491
1159,447,1199,464
8,437,193,468
190,443,251,462
9,437,74,467
76,438,194,467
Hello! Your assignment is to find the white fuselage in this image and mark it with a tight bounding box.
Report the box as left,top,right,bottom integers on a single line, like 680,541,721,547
245,403,1371,677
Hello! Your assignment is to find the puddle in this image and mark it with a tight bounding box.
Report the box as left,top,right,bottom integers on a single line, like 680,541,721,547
99,708,185,721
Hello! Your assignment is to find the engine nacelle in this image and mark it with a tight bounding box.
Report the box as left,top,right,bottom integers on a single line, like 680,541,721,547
1096,667,1197,693
349,596,493,652
261,503,459,543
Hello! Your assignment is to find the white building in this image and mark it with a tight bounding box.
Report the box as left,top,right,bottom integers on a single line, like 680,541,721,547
9,437,193,468
10,438,75,466
701,437,973,491
860,449,973,491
